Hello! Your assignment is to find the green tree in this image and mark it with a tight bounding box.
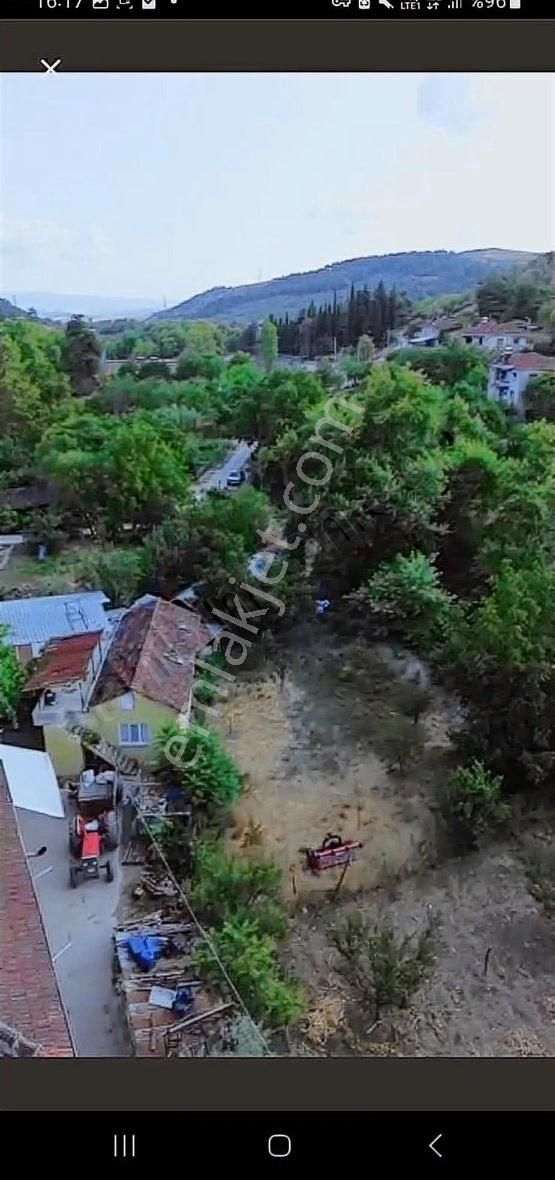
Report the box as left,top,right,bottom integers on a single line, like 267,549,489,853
191,842,286,937
260,318,278,372
330,911,438,1021
395,342,487,391
38,409,190,539
155,722,243,809
145,486,271,597
102,416,190,536
63,315,101,397
356,334,375,364
524,374,555,422
0,322,70,450
445,760,509,834
193,917,304,1027
176,352,223,381
78,547,147,607
356,551,455,646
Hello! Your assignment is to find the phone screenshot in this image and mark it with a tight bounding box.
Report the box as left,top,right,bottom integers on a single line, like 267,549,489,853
1,0,553,1167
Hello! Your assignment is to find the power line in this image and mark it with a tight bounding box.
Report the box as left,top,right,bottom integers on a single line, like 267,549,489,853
139,815,272,1057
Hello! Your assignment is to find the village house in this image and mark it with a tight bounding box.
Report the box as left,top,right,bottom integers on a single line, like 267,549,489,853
487,351,555,417
23,630,111,777
22,595,211,778
461,318,534,353
0,590,110,665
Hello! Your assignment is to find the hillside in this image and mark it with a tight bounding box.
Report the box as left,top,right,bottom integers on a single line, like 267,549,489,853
1,292,159,322
0,298,32,321
152,248,539,324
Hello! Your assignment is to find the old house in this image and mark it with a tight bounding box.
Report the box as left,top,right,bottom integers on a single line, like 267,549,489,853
86,597,211,768
21,595,210,777
487,352,555,417
461,319,534,353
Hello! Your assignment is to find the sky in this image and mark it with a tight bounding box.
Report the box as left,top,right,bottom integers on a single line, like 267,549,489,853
0,72,553,305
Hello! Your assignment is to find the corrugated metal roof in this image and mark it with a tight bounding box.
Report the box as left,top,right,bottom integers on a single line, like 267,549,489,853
24,631,102,692
0,592,109,648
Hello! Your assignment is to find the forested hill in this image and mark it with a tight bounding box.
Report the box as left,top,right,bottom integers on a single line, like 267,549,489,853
153,248,539,324
0,298,32,321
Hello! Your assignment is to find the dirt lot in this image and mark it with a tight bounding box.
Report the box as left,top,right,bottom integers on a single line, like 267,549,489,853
287,849,555,1057
221,624,452,899
218,622,555,1057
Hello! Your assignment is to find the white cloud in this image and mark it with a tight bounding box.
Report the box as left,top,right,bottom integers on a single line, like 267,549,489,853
417,75,486,134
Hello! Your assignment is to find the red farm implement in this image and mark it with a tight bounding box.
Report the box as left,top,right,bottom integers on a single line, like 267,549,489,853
305,833,362,873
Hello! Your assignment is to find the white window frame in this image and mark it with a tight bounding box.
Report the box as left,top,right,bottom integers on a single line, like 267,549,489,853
120,692,135,711
119,722,151,746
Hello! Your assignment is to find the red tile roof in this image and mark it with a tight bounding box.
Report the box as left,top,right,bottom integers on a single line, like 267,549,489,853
90,597,210,713
496,352,555,373
465,321,529,337
0,771,73,1056
24,631,102,693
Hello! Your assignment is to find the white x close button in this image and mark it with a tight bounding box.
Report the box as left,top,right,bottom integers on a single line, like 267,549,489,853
40,59,62,73
268,1133,292,1158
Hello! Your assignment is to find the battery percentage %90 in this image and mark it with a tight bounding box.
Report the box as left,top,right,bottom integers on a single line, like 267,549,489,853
472,1,521,7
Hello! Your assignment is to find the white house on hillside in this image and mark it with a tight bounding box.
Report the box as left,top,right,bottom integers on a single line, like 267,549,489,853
462,319,533,353
487,352,555,417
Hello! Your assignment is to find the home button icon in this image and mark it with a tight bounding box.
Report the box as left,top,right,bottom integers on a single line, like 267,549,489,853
268,1133,292,1158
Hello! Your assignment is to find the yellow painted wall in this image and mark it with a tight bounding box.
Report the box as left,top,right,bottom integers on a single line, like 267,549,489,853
86,693,179,769
44,726,85,780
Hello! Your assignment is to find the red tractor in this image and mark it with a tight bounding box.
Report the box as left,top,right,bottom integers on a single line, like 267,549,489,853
68,770,120,888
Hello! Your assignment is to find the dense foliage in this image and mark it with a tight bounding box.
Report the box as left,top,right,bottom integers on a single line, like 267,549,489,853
476,265,551,324
272,280,410,357
0,626,25,723
193,917,304,1027
155,722,243,809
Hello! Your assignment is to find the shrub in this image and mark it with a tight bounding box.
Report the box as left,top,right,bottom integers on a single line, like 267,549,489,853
0,625,25,723
330,911,439,1021
155,721,243,809
376,713,425,773
193,916,304,1027
190,840,286,937
445,760,510,832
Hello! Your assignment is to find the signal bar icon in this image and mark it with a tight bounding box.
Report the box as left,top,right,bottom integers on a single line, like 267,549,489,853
448,0,462,7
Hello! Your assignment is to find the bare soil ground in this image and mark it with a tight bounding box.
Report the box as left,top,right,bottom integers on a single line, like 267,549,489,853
220,624,451,899
218,622,555,1057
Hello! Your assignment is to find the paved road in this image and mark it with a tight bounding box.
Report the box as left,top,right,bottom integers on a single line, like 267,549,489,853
193,440,255,500
17,797,129,1056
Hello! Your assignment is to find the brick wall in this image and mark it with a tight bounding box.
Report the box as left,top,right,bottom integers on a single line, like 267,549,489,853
0,769,74,1055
